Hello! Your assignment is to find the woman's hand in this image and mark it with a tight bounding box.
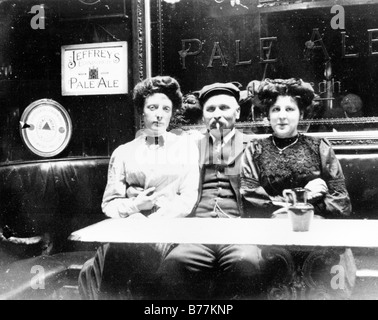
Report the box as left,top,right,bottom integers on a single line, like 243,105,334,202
127,186,144,198
133,187,157,211
305,178,328,201
271,207,288,219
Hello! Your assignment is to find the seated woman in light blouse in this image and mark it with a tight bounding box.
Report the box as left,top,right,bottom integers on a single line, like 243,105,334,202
79,76,200,300
102,78,199,219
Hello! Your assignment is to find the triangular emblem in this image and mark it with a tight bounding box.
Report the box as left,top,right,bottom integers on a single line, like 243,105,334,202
42,122,51,130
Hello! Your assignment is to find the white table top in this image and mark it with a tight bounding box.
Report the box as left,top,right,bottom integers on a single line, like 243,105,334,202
68,218,378,248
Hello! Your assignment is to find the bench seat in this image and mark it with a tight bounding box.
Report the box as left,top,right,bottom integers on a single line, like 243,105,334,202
1,150,378,299
0,157,109,257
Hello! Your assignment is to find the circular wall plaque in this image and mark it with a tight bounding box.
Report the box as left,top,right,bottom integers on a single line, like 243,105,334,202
20,99,73,158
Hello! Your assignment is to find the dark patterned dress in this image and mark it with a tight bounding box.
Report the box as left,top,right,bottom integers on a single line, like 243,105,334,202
240,134,356,299
240,134,351,218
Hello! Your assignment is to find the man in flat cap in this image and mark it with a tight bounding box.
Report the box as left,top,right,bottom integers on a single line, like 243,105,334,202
158,82,262,299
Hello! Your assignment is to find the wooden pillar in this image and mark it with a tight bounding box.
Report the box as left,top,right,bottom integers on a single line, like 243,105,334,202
131,0,150,132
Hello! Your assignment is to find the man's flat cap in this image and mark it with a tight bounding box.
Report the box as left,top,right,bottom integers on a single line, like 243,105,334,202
198,82,241,105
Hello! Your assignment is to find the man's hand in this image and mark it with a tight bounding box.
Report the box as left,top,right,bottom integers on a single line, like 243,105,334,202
305,178,328,201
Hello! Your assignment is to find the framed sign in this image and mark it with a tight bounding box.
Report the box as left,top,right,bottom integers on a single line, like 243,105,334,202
61,41,128,96
20,99,73,158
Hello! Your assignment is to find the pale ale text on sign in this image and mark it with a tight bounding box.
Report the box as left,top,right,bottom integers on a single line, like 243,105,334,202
61,41,128,96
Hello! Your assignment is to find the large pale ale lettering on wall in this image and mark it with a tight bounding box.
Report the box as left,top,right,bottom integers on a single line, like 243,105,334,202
61,42,128,96
179,28,378,70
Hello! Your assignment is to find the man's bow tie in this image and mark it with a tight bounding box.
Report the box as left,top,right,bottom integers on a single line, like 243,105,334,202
145,136,164,147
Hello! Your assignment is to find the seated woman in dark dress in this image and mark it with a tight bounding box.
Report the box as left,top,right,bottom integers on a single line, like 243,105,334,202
240,78,356,299
240,78,351,218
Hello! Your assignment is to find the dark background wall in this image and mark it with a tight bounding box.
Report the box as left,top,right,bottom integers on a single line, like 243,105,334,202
260,4,378,117
0,0,135,164
2,0,378,164
151,0,378,125
152,0,261,94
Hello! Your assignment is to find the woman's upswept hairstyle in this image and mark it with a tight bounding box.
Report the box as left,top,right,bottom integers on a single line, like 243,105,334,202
133,76,183,115
258,78,315,114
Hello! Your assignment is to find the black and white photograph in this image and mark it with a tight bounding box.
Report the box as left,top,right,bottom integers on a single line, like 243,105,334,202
0,0,378,305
